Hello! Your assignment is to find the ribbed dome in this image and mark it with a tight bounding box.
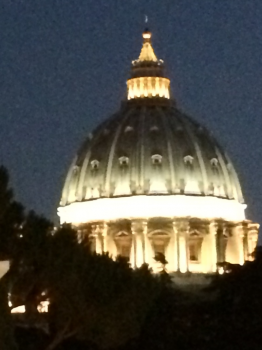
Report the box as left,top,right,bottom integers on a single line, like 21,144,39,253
60,100,243,207
59,28,246,224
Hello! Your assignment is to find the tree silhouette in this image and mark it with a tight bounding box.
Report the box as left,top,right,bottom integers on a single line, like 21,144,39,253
0,166,23,349
0,166,24,259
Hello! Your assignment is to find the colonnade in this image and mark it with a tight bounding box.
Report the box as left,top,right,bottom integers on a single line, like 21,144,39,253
89,219,258,273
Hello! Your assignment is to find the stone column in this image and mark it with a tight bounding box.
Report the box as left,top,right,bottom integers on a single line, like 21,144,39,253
236,223,245,265
102,223,108,253
225,223,243,264
176,220,189,273
133,222,143,268
130,222,137,269
107,231,118,260
143,221,154,268
185,222,189,272
92,224,102,254
242,223,249,261
246,226,253,261
142,221,147,264
172,222,180,272
201,221,217,273
166,226,175,272
179,232,187,273
215,222,225,264
225,223,244,265
247,223,259,260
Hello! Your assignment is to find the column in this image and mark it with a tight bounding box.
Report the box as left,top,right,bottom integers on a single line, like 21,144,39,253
142,221,147,263
133,222,143,268
211,222,218,272
179,232,187,273
102,223,108,253
92,224,102,255
246,225,253,260
172,222,180,272
130,221,137,269
247,223,259,260
143,221,154,268
225,223,240,264
242,223,249,261
166,226,176,272
185,223,189,272
201,221,217,273
236,224,245,265
107,230,118,260
216,223,225,264
176,220,189,273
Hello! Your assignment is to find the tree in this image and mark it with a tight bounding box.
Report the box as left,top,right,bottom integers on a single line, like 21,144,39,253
0,280,18,350
0,166,23,349
8,210,53,312
0,166,24,259
44,234,162,350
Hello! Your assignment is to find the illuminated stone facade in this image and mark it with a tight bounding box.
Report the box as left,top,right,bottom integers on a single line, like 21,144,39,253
58,29,259,273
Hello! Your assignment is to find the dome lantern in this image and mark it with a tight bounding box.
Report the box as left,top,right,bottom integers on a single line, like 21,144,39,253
127,29,170,100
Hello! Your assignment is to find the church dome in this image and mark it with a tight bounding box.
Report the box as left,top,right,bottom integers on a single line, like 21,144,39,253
58,29,245,224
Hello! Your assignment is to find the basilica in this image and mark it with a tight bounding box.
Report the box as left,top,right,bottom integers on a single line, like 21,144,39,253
58,28,259,273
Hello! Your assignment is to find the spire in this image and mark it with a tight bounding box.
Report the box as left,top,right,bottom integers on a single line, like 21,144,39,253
126,28,171,101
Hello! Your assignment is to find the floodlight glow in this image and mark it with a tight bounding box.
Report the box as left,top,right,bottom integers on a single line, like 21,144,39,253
58,195,246,225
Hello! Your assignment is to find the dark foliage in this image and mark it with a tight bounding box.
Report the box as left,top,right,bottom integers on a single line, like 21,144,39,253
1,166,262,350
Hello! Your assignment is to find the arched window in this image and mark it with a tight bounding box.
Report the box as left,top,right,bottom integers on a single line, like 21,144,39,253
210,158,218,167
124,126,134,133
211,158,219,177
184,155,194,165
114,232,132,258
72,165,79,175
150,231,170,255
188,234,203,263
90,160,99,170
151,154,162,165
119,156,129,167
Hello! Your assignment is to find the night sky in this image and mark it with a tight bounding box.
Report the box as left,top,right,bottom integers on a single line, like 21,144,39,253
1,1,262,236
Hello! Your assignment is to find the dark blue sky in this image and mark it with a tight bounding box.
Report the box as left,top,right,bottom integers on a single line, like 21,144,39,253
1,1,262,231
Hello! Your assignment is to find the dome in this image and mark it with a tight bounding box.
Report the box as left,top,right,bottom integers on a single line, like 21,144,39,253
59,29,245,224
60,101,244,208
58,27,259,274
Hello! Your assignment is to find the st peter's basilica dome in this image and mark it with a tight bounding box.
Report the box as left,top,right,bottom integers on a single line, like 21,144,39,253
58,29,258,273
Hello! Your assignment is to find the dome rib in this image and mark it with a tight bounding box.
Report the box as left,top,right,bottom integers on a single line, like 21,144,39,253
179,112,209,195
104,107,135,197
157,106,176,193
